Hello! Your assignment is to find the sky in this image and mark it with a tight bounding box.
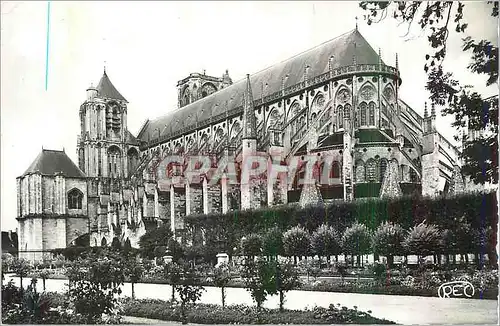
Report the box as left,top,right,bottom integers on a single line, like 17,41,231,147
1,1,498,231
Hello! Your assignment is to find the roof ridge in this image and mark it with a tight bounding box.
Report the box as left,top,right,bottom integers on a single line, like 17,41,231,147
152,29,357,123
248,29,356,78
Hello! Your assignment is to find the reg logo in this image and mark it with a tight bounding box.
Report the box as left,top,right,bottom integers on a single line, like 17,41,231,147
438,281,475,298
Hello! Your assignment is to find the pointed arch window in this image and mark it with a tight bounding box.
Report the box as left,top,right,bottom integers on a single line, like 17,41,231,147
366,159,378,182
355,161,365,183
359,102,367,126
337,105,343,128
379,159,388,182
369,102,376,126
68,188,83,209
344,104,351,121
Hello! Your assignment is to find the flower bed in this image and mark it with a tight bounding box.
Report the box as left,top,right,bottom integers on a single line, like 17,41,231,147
121,298,395,324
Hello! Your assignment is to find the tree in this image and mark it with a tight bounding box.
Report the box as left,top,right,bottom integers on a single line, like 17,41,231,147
371,222,406,268
270,261,301,312
124,257,144,299
241,258,275,311
360,1,498,185
175,262,205,325
403,223,443,262
283,226,311,264
262,226,284,259
2,253,14,280
11,258,32,290
37,270,50,292
167,237,185,263
311,224,342,265
138,225,174,259
240,233,263,260
65,249,126,323
341,223,372,267
213,263,232,309
163,262,182,302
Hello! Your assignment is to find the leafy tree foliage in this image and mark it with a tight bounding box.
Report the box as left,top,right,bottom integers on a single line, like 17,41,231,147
163,262,183,302
11,258,32,290
138,225,174,259
269,261,301,312
342,223,372,266
175,261,205,325
240,233,263,258
283,226,311,264
371,222,406,267
124,257,144,299
241,258,276,311
213,263,232,309
65,249,126,323
403,223,443,258
311,224,342,263
262,226,284,258
360,1,498,185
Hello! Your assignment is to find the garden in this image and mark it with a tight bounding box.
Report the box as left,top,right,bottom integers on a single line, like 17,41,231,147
2,191,498,324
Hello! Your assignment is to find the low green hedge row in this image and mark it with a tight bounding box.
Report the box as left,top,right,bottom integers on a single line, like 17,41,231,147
121,298,395,324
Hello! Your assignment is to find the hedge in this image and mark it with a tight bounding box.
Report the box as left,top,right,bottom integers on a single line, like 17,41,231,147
185,191,497,250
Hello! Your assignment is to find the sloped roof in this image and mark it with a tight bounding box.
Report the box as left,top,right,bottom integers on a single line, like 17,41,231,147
139,29,383,142
96,70,127,102
22,149,86,178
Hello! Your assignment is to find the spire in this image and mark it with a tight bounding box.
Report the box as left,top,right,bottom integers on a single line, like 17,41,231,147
424,102,428,117
378,48,382,67
395,53,399,71
355,16,358,31
242,74,256,139
431,103,436,117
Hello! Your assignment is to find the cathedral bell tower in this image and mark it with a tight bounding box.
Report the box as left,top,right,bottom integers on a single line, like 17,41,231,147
77,68,138,180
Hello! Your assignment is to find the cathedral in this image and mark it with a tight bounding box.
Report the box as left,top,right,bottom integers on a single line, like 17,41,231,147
17,28,472,262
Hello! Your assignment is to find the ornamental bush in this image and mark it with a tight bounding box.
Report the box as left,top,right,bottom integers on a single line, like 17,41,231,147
371,222,406,267
283,226,311,264
341,223,372,266
311,224,342,264
240,233,263,259
403,223,443,258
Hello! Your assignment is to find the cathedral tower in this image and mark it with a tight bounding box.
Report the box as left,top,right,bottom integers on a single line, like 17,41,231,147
77,69,140,180
177,70,233,108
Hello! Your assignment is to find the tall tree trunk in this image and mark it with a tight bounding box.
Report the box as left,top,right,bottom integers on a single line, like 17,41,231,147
452,254,456,265
181,301,187,325
294,256,297,265
221,287,226,309
335,255,338,263
42,279,46,291
465,254,469,264
171,284,175,302
20,277,23,290
132,282,135,299
279,290,284,312
387,255,394,268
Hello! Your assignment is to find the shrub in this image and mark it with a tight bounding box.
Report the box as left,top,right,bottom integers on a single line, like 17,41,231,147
121,298,395,324
342,223,372,266
372,222,406,267
241,258,276,311
311,224,341,264
11,258,32,290
138,225,174,259
283,226,311,264
124,257,144,299
403,223,443,259
65,249,126,323
240,233,263,258
213,263,232,309
269,261,301,311
262,226,284,258
175,262,206,324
